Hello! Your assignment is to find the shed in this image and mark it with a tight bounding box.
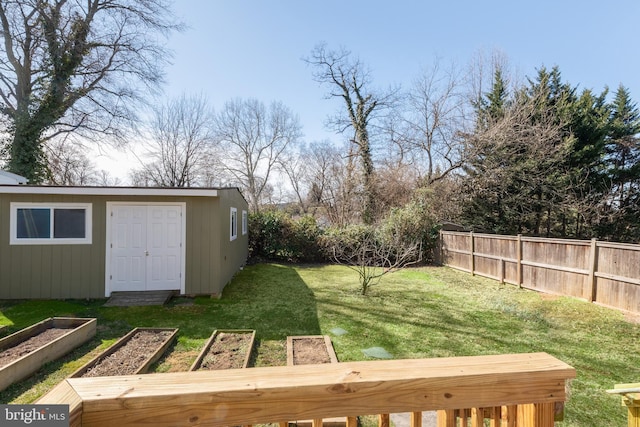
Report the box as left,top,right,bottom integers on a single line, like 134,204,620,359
0,185,248,299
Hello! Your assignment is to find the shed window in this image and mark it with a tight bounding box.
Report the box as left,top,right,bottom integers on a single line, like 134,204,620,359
230,207,237,241
11,203,92,245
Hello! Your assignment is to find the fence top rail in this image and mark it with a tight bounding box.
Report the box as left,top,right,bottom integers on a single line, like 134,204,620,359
39,352,575,427
597,241,640,251
440,231,518,240
441,231,604,249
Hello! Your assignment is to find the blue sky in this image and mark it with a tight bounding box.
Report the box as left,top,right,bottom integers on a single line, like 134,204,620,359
101,1,640,178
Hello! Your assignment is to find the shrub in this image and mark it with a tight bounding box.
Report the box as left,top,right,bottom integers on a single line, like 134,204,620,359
248,211,324,263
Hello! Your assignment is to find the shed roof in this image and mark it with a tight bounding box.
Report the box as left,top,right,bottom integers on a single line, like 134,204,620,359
0,185,239,197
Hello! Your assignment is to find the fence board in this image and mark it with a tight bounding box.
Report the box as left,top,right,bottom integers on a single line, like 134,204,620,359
440,232,640,315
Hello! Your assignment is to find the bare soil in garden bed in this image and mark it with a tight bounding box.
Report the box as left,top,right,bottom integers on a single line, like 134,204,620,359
80,330,174,377
197,332,253,370
0,328,71,368
292,337,332,365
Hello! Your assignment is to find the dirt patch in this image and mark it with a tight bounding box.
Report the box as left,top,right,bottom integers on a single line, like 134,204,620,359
196,332,253,370
0,328,71,368
292,337,331,365
80,330,174,377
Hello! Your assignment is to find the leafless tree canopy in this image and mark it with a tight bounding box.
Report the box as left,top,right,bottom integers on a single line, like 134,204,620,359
0,0,180,136
214,98,302,212
132,93,216,187
0,0,182,181
399,61,469,185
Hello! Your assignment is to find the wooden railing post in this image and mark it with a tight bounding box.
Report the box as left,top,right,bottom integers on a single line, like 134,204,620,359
516,403,555,427
378,413,390,427
410,411,422,427
436,410,455,427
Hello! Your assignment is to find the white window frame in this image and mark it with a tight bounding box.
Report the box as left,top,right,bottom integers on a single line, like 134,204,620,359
230,207,237,241
10,202,92,245
242,210,248,235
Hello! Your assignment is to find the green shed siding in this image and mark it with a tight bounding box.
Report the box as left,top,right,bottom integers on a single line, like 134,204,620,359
0,187,247,299
217,189,249,291
0,193,106,299
184,196,221,295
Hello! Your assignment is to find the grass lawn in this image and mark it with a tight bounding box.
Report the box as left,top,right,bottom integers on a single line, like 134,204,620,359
0,264,638,426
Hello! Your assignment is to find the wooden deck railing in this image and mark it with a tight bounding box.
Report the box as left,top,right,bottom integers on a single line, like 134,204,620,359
37,352,575,427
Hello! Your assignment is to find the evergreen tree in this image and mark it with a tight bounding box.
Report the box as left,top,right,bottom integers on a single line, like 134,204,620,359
601,85,640,240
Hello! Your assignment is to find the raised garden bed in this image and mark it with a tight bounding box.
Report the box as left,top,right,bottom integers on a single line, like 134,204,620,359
70,327,178,378
0,317,96,391
286,335,338,366
190,329,256,371
287,335,343,426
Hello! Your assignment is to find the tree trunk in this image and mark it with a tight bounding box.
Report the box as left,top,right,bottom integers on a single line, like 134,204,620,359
8,115,46,184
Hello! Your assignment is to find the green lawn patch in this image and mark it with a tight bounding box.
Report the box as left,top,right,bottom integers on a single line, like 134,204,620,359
0,264,638,426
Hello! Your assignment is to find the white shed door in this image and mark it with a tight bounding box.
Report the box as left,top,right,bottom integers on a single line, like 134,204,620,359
109,205,183,293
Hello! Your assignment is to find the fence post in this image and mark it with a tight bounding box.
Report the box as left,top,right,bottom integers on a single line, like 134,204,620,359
588,238,598,302
470,231,475,276
517,234,523,288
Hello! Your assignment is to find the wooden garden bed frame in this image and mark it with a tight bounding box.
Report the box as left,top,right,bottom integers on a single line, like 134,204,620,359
39,352,576,427
70,327,178,378
286,335,339,366
189,329,256,371
0,317,96,391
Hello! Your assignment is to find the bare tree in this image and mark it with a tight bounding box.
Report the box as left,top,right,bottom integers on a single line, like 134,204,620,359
133,93,216,187
300,140,363,226
306,43,396,224
399,61,469,185
323,224,422,295
46,139,97,185
0,0,182,183
279,143,311,213
214,98,302,212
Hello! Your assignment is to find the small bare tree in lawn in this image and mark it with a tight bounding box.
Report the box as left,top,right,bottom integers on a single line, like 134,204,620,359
323,221,424,296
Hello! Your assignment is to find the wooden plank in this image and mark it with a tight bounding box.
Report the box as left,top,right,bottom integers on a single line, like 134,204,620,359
410,411,422,427
378,414,390,427
488,407,500,427
37,380,83,427
470,408,483,427
346,417,357,427
503,405,517,427
520,260,589,276
37,353,575,427
436,410,455,427
470,231,475,275
588,238,598,302
595,272,640,287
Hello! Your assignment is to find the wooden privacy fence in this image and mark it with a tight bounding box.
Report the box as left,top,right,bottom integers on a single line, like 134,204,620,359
38,352,575,427
440,231,640,314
